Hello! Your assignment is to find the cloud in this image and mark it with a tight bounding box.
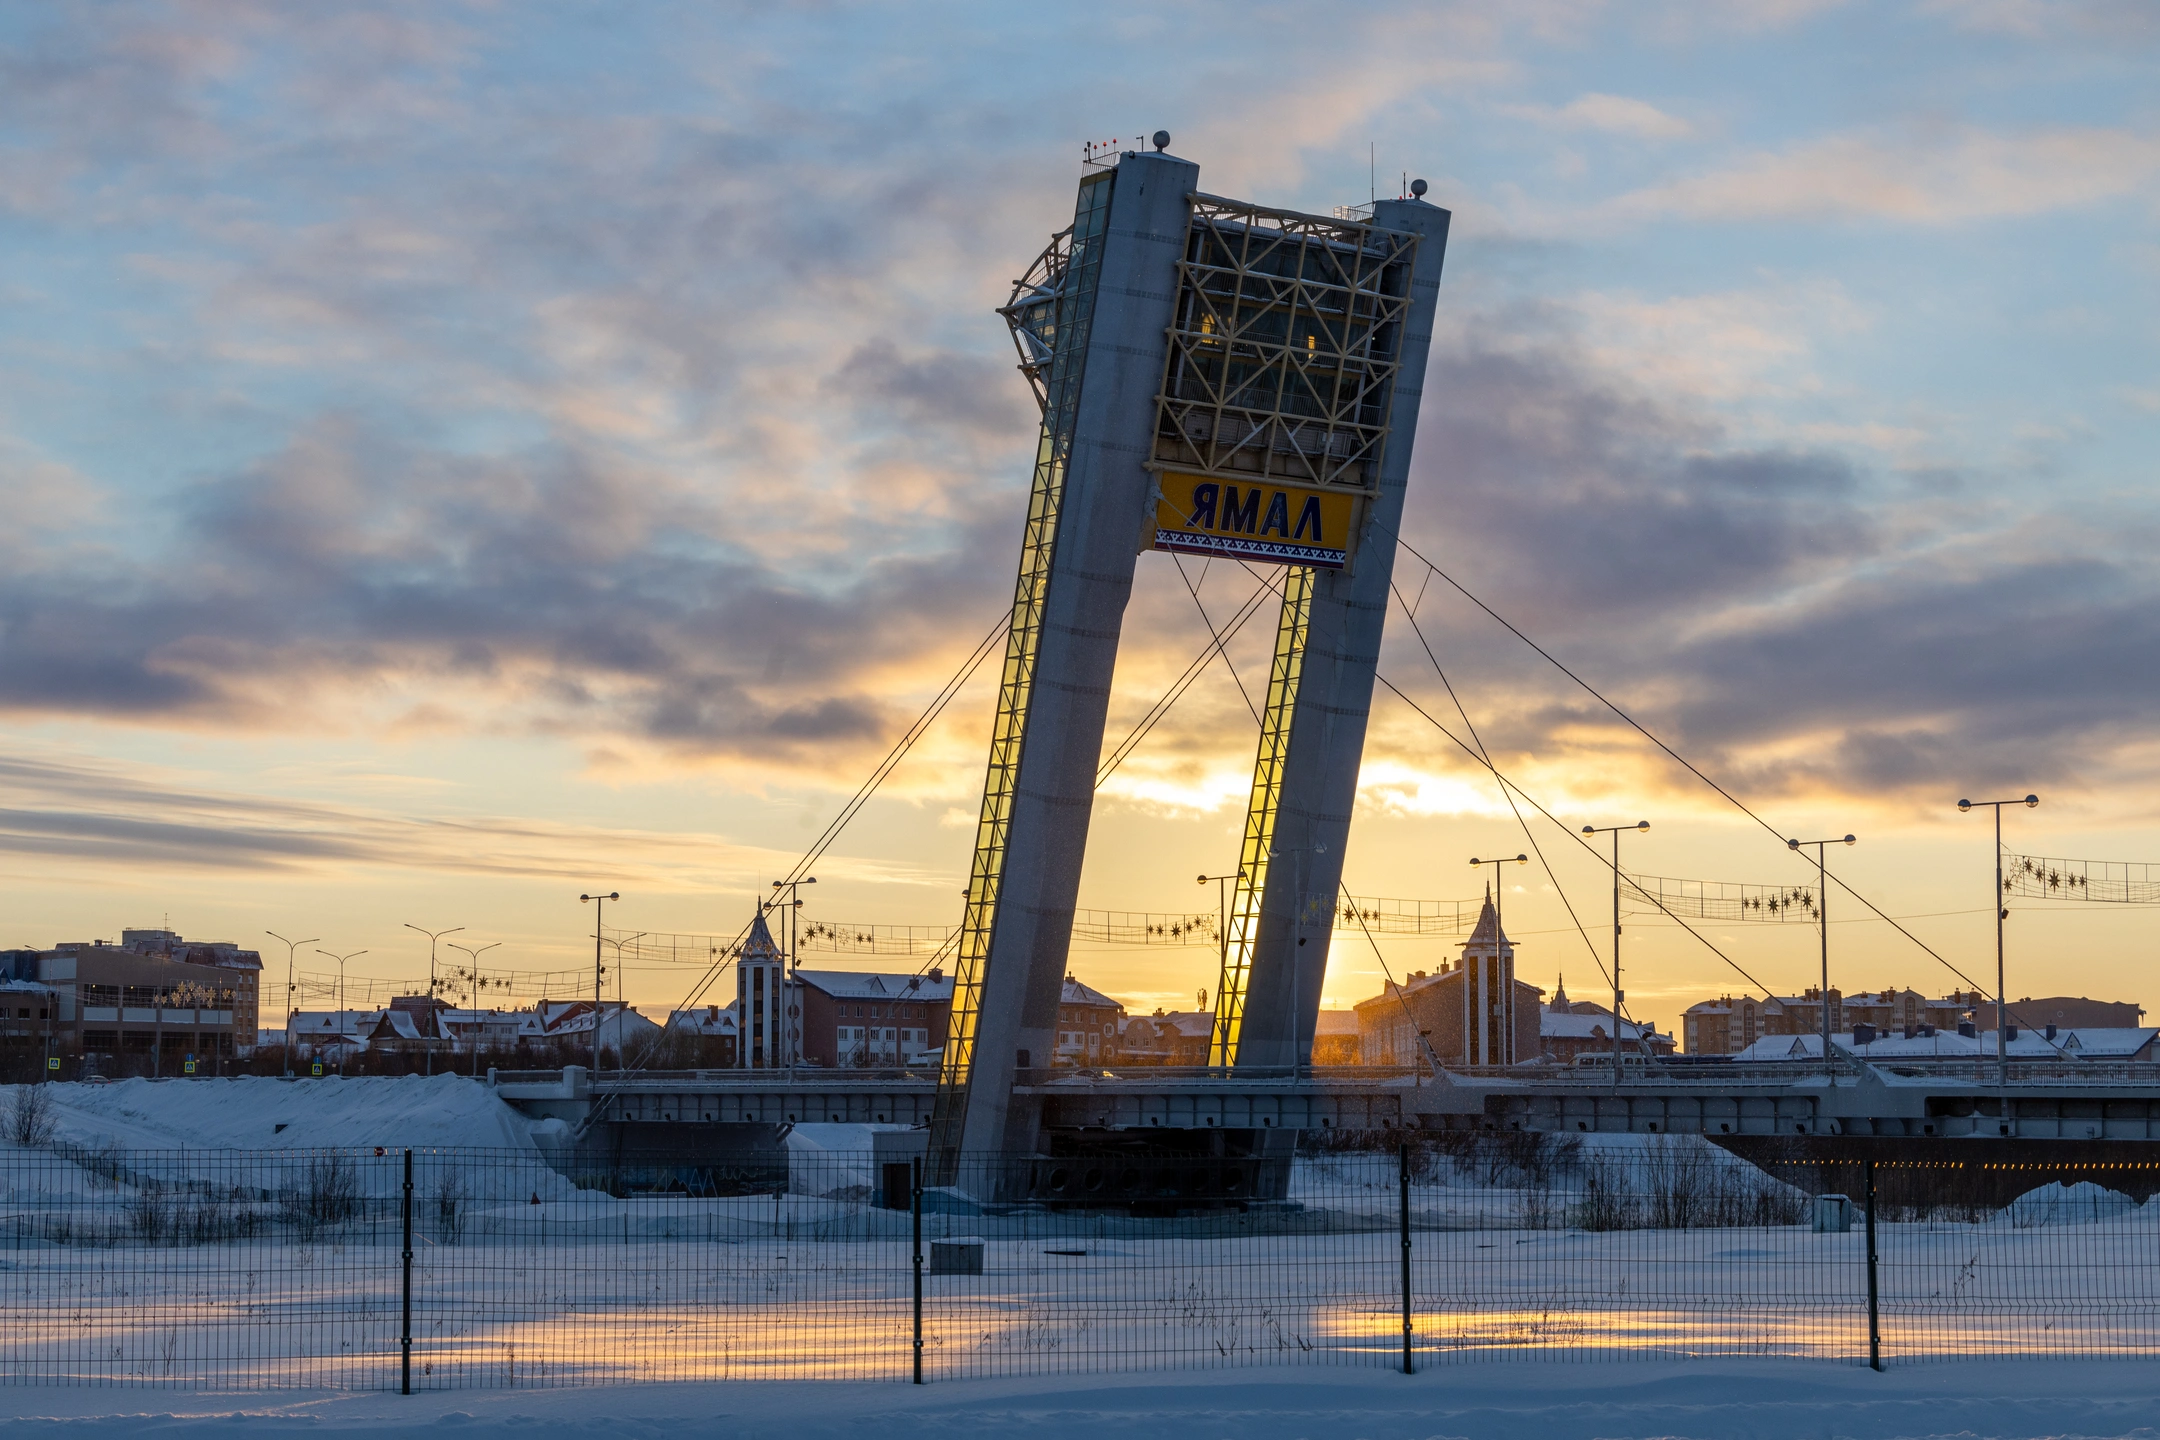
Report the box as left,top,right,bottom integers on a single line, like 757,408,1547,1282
1559,281,1869,404
1920,0,2160,41
1512,93,1694,141
1609,125,2160,224
0,412,1015,772
0,751,942,890
3,0,2157,867
1334,300,2160,812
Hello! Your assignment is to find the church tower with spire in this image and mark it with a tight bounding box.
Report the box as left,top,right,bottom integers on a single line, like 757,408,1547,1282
737,909,790,1069
1457,886,1519,1066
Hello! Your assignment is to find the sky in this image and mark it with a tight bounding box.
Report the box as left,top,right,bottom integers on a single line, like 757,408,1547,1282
2,0,2158,1038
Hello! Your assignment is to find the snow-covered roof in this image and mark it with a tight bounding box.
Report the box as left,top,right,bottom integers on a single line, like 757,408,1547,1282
794,970,954,1002
1732,1034,1834,1061
1141,1010,1215,1038
2051,1028,2158,1058
1061,976,1120,1009
288,1009,383,1038
370,1011,425,1041
668,1005,737,1035
1542,1010,1654,1042
536,1002,657,1037
1734,1029,2069,1062
438,1008,542,1031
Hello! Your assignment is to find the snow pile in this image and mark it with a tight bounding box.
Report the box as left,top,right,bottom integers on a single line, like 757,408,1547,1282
1997,1180,2139,1227
21,1074,544,1154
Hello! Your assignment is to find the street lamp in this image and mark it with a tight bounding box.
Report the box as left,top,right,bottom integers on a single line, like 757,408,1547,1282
447,940,501,1075
770,878,815,1070
1787,834,1857,1077
1582,821,1650,1088
579,891,620,1072
265,930,318,1078
1468,854,1527,1068
1957,793,2038,1090
598,930,646,1072
403,924,465,1077
316,949,366,1071
1198,870,1244,1069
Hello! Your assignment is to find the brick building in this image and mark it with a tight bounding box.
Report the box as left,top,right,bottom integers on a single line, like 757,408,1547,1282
794,968,953,1069
40,945,240,1073
1054,976,1124,1067
1313,1008,1361,1065
1119,1010,1213,1065
2003,995,2145,1030
1684,987,1985,1056
1353,898,1543,1069
110,930,265,1048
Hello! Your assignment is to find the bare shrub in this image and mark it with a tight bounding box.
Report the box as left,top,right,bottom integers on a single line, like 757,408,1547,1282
1513,1182,1561,1229
1574,1155,1639,1231
284,1154,360,1236
1642,1137,1713,1229
1587,1137,1809,1231
435,1167,467,1244
127,1187,173,1243
8,1085,55,1148
180,1189,260,1244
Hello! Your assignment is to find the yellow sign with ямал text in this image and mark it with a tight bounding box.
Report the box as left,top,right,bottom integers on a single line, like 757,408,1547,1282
1151,471,1358,570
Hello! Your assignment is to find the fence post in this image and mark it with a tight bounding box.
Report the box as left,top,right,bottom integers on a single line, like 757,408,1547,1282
1864,1156,1881,1372
401,1149,414,1395
911,1156,925,1385
1399,1141,1414,1375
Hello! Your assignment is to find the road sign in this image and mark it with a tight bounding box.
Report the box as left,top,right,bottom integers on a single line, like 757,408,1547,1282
46,1056,58,1071
311,1061,324,1076
184,1060,196,1074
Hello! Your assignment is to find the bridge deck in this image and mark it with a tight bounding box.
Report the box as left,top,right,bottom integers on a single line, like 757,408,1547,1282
486,1062,2160,1142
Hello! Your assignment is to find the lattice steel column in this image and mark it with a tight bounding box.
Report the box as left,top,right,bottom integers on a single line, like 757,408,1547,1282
928,151,1198,1184
1211,565,1312,1067
1230,194,1452,1072
928,173,1112,1179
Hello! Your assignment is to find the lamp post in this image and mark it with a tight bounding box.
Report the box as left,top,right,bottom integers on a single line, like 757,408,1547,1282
1787,834,1857,1078
403,924,465,1076
265,931,318,1078
770,879,815,1070
1468,854,1527,1068
446,940,501,1075
1582,821,1650,1090
316,949,367,1072
579,892,620,1072
1957,793,2038,1091
1198,870,1243,1071
598,931,645,1072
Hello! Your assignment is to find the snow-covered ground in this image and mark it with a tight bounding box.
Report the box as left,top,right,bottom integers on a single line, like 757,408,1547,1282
5,1079,2158,1433
24,1075,548,1153
4,1358,2160,1438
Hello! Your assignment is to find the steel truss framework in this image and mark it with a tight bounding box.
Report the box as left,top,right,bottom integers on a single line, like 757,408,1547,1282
926,170,1116,1170
1153,196,1418,495
1188,199,1424,1067
1211,564,1312,1065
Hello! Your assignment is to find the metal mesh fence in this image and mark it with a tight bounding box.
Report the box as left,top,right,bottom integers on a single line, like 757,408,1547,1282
3,1138,2159,1389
